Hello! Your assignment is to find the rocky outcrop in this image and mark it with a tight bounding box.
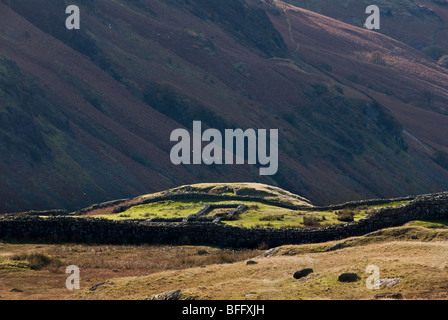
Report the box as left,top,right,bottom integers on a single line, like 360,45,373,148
149,289,182,300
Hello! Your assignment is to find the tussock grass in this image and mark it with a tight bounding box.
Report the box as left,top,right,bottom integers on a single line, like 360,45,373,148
259,214,285,221
0,259,30,271
179,250,259,267
303,216,320,227
10,253,55,270
0,243,261,299
336,209,355,222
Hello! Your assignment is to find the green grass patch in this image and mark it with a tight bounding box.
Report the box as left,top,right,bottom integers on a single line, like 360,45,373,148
406,219,448,229
223,199,411,228
94,200,205,220
221,203,339,229
365,200,411,208
0,259,31,271
343,200,411,222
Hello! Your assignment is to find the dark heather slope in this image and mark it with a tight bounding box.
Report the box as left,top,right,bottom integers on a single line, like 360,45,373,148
0,0,447,212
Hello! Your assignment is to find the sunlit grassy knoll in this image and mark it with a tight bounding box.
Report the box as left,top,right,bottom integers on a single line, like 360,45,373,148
140,183,313,207
406,219,448,229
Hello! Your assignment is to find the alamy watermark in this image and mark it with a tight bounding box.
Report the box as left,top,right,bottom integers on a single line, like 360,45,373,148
366,264,380,290
65,265,80,290
66,5,80,30
64,4,379,31
365,5,380,30
170,121,278,175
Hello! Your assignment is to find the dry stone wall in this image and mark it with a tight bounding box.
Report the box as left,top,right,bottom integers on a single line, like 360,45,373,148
0,193,447,248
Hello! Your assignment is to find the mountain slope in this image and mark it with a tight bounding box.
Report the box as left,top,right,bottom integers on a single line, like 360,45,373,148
283,0,448,54
0,0,448,212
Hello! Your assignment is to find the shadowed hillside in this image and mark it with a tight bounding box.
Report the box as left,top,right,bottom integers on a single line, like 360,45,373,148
283,0,448,54
1,0,448,212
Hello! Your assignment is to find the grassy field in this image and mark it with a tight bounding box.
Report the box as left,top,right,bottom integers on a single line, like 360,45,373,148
2,223,448,300
93,200,205,220
0,243,262,300
68,225,448,300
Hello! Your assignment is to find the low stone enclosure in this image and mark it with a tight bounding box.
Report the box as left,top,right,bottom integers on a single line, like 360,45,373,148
0,192,447,248
107,192,417,214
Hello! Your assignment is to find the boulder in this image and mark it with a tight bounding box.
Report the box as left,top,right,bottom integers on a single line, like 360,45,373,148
150,289,182,300
293,268,314,279
246,260,258,265
338,273,359,282
376,278,402,287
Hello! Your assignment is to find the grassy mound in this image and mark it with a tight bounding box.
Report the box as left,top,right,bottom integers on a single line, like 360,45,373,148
142,183,313,207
